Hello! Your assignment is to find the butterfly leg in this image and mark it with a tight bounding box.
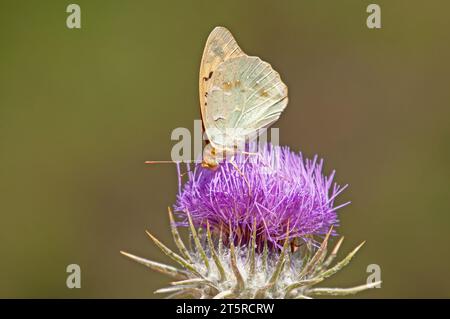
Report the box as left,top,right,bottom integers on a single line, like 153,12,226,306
239,150,277,174
229,159,252,196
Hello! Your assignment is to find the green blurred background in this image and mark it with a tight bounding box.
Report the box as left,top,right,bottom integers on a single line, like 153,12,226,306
1,0,449,298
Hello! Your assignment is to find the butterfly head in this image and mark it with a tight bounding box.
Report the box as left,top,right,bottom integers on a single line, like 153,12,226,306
202,144,220,170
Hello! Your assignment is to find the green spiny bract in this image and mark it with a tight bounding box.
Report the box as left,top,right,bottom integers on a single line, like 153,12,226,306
121,208,380,299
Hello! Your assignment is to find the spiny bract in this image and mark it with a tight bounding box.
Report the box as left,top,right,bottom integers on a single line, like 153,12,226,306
121,209,380,299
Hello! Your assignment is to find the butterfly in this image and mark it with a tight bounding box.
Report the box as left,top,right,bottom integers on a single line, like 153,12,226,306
199,26,288,169
146,27,288,169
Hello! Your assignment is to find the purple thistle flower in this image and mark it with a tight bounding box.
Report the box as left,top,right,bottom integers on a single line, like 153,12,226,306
174,143,349,250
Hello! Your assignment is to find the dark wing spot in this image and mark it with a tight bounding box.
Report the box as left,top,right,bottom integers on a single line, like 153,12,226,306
203,71,214,82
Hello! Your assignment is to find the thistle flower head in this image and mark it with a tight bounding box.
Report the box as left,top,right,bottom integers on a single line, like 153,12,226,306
175,142,349,250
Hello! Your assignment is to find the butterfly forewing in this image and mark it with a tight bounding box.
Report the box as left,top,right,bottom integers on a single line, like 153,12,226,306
199,27,245,122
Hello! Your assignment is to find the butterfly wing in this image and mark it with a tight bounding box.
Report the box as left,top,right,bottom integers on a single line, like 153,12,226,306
199,27,245,124
204,55,288,149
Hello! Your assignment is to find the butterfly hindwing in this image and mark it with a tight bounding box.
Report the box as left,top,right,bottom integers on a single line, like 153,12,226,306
204,55,288,149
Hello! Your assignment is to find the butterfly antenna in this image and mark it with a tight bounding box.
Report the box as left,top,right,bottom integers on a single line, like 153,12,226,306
145,160,180,164
145,160,191,179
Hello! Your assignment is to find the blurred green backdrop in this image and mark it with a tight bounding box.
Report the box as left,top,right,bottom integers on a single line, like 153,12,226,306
1,0,449,298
